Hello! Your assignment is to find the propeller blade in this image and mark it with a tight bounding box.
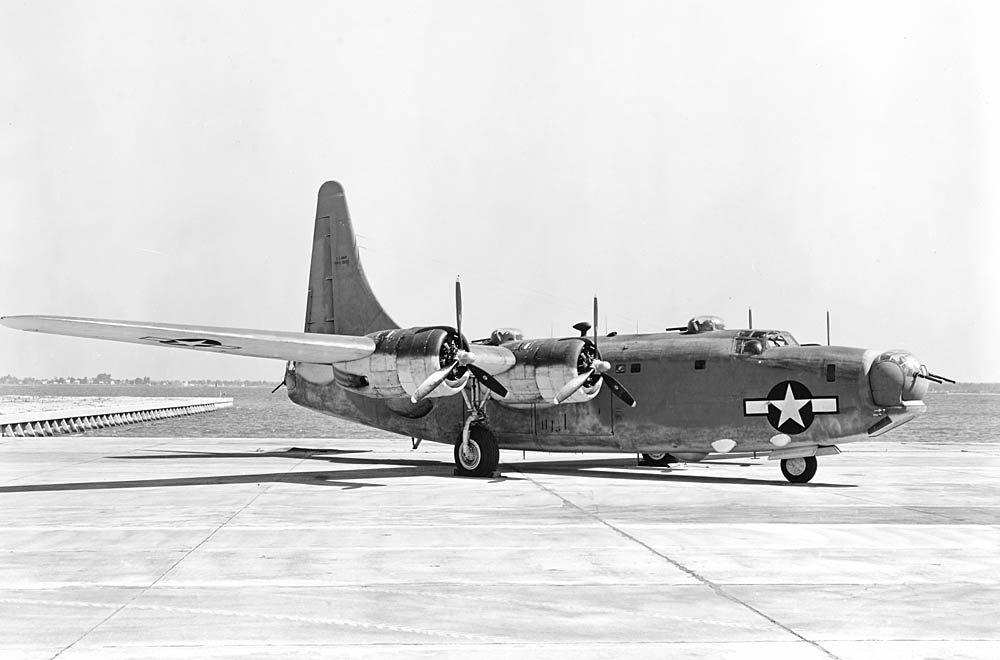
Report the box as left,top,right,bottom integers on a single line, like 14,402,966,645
410,360,459,403
600,373,637,407
468,364,508,398
455,278,463,342
593,296,599,351
553,368,595,405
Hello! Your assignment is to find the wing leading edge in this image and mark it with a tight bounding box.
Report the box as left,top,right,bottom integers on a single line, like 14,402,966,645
0,315,376,364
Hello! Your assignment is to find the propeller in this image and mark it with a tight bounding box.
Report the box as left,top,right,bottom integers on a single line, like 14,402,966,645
553,297,636,407
410,279,509,404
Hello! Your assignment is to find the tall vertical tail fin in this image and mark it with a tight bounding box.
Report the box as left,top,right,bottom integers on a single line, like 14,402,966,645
304,181,398,336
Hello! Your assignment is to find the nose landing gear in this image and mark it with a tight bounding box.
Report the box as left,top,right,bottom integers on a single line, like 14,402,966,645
780,456,818,483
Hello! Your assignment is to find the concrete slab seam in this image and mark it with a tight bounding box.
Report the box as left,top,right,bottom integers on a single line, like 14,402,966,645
830,490,967,524
46,453,313,659
0,598,507,644
2,437,181,488
355,586,766,632
37,450,511,653
511,464,844,660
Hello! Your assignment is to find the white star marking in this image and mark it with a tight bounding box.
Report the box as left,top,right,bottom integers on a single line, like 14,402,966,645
772,383,807,428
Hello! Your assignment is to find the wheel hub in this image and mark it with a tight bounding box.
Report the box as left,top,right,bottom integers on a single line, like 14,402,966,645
785,457,807,476
460,441,480,468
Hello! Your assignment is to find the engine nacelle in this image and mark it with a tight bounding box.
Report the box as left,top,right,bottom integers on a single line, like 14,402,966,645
493,338,601,406
336,327,469,399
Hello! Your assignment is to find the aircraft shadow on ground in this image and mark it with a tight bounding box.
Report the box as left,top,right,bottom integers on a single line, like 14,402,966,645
0,447,855,493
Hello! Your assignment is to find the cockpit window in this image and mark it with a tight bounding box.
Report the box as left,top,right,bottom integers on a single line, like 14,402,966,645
734,330,797,356
767,335,788,349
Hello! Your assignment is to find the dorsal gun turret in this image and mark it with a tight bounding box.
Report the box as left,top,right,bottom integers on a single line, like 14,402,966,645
666,315,726,334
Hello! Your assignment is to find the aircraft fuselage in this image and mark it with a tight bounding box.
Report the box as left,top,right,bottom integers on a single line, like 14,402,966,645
286,329,922,458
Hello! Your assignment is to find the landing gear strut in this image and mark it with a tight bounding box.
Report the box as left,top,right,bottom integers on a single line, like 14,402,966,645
453,387,499,478
780,456,817,483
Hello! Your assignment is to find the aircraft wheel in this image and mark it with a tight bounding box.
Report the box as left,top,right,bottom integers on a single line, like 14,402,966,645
454,426,499,477
642,452,676,467
781,456,817,483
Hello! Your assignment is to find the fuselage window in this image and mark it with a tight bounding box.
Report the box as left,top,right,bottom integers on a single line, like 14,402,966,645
694,359,706,370
826,364,836,382
630,363,642,373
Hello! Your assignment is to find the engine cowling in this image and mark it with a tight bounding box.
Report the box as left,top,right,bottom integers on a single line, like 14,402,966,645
493,338,602,406
336,327,470,399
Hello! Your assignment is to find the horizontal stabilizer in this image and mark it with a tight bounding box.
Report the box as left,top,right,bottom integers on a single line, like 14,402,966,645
0,315,376,364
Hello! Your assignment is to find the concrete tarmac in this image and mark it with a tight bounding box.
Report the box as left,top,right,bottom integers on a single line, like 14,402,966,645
0,436,997,659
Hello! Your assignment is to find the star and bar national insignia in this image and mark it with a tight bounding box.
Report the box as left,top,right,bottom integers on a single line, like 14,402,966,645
140,336,241,351
744,380,838,435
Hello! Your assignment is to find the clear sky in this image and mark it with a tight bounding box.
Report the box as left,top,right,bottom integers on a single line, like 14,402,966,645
2,1,997,382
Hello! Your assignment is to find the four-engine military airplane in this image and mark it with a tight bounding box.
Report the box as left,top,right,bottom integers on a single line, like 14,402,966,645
1,181,953,483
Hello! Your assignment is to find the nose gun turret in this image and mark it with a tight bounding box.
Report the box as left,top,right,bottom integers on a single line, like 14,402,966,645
869,350,955,407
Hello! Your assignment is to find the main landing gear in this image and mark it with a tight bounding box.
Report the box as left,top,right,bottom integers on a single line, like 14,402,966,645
453,387,500,478
780,456,818,483
454,424,499,478
641,452,676,467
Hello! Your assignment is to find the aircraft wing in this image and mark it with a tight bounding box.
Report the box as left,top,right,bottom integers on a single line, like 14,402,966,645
0,315,376,364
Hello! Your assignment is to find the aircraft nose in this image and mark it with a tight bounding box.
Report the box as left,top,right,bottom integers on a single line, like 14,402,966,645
869,350,929,407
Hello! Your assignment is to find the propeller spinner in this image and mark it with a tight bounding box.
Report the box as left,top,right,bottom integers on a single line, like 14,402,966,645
410,279,509,404
553,297,637,407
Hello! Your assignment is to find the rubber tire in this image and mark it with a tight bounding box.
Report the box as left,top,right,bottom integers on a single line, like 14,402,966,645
454,426,499,478
781,456,818,483
642,452,676,467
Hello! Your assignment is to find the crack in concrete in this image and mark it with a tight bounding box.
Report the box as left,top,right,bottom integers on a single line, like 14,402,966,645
512,465,843,660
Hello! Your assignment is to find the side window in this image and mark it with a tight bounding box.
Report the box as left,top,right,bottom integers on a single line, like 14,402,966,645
734,330,767,357
630,363,642,373
766,333,789,349
694,359,706,370
735,338,764,356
